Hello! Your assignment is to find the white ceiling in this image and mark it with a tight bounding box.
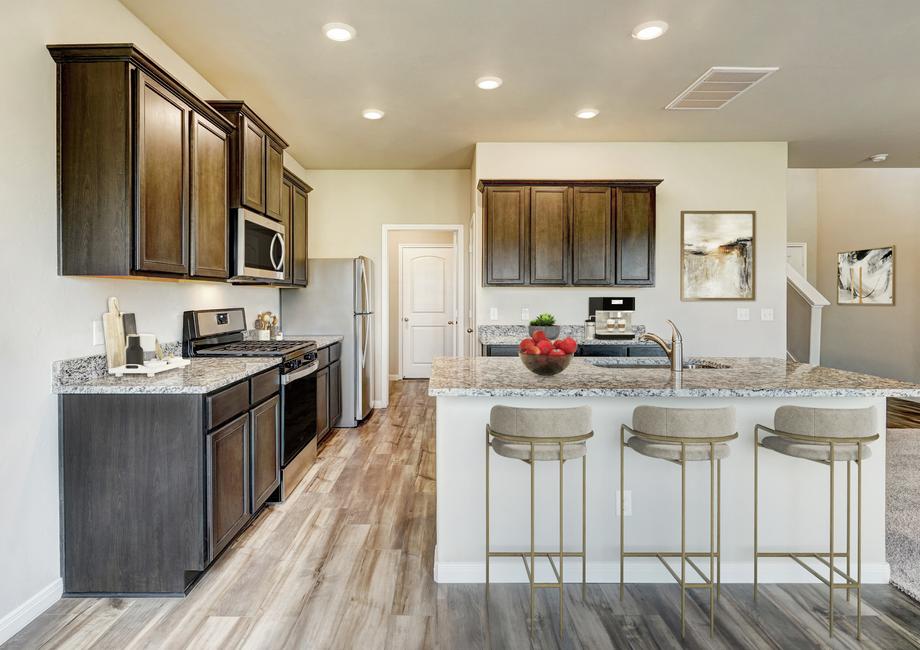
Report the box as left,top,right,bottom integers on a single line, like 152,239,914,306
120,0,920,169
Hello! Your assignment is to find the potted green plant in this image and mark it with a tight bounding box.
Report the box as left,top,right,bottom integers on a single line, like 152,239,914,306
528,313,560,339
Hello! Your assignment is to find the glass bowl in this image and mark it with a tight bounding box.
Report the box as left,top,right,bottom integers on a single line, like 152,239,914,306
518,351,574,376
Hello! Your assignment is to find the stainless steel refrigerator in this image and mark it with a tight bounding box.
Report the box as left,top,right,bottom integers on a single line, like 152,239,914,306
280,257,373,427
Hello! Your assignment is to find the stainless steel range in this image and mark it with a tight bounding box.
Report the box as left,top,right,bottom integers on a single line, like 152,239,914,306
183,308,319,499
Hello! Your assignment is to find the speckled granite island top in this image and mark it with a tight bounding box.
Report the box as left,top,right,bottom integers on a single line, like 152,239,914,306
54,357,280,395
428,357,920,398
285,334,345,348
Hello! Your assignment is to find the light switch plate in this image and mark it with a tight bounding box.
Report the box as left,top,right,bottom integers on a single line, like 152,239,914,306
736,308,750,321
616,490,632,517
760,308,774,321
92,320,104,346
489,307,499,321
521,308,530,322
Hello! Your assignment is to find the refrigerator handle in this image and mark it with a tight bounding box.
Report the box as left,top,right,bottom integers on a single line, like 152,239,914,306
361,261,371,314
361,316,369,369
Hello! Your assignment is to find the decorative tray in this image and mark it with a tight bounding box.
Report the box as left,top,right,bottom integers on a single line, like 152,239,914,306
108,357,190,378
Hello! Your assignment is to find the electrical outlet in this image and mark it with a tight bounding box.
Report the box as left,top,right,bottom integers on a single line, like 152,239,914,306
92,320,104,346
736,308,750,321
521,308,530,322
616,490,632,517
760,308,774,322
489,307,499,321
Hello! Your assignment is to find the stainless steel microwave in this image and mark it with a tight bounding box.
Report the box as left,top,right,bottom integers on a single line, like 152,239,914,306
233,208,285,280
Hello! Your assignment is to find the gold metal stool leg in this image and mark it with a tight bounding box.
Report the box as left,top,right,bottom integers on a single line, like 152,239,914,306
558,442,564,637
530,442,535,636
717,457,722,602
710,442,716,638
846,460,851,603
485,430,490,602
857,445,863,641
582,452,587,600
829,442,835,638
753,433,759,603
680,442,687,639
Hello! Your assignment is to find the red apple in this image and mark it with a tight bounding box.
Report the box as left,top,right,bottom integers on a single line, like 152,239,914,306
553,339,566,350
518,337,535,351
532,330,547,343
559,337,578,354
536,339,554,355
548,348,567,357
522,345,541,355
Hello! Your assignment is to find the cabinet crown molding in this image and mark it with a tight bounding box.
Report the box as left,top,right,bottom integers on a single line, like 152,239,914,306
208,100,289,149
478,179,663,192
48,43,234,133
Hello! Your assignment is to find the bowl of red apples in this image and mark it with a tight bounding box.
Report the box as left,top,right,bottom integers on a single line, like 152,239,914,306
518,330,578,376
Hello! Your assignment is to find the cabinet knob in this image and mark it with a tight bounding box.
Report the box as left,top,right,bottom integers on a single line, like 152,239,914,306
403,317,409,322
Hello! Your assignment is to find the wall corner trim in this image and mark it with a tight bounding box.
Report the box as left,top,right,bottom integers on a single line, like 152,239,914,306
0,578,63,645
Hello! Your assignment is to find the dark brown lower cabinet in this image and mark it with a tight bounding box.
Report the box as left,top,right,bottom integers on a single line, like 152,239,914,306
60,369,281,596
207,413,250,562
329,360,342,425
316,365,330,440
250,395,281,513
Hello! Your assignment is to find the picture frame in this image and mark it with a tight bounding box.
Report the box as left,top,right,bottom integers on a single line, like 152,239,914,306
836,246,895,306
680,211,756,301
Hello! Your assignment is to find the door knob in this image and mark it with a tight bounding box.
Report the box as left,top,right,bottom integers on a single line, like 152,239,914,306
467,328,474,333
403,317,409,322
448,320,454,325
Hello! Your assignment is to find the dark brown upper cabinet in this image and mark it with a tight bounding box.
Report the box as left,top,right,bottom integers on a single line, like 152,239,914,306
49,44,234,279
278,169,312,288
571,186,612,285
529,186,570,285
483,185,529,285
190,112,230,278
478,179,661,287
207,101,288,223
615,187,656,286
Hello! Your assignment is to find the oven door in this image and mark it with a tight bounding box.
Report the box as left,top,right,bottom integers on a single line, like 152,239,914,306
235,209,285,280
281,362,318,466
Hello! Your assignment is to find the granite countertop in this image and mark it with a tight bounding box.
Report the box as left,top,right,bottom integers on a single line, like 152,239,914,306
54,357,280,395
428,356,920,398
480,335,653,346
478,324,650,347
285,334,345,349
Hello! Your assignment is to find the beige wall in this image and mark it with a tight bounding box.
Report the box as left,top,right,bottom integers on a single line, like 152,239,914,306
0,0,316,637
815,169,920,382
301,170,471,399
473,142,789,357
387,230,456,375
786,169,818,284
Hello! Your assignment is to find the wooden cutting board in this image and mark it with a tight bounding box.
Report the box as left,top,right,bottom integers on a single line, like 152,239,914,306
102,296,126,369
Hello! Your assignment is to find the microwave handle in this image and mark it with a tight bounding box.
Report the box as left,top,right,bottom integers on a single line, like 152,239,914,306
270,233,284,271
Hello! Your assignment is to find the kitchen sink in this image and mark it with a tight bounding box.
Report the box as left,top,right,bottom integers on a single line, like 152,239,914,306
588,358,731,370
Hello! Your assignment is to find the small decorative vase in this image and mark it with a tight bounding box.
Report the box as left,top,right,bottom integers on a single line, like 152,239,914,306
528,325,560,339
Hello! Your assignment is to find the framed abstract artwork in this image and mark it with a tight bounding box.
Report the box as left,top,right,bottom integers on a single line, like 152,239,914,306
681,211,755,301
837,246,894,305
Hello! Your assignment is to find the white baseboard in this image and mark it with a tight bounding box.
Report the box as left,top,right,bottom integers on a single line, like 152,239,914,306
371,400,387,409
434,558,890,585
0,578,63,646
389,374,401,381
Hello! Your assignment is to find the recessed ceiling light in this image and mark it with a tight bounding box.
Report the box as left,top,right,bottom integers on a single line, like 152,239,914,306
632,20,668,41
362,108,385,120
323,22,356,42
869,153,888,163
476,76,503,90
575,108,599,119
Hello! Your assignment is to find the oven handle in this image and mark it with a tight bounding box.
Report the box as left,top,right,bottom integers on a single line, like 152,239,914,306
282,361,318,385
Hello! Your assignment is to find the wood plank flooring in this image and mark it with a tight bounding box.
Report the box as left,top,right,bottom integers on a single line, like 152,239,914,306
889,397,920,429
6,380,920,649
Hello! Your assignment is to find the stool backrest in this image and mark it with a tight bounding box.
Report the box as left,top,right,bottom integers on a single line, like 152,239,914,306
489,405,592,440
774,406,877,440
633,406,736,439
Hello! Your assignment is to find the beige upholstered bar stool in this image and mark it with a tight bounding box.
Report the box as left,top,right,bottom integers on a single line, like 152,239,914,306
620,406,738,639
485,405,594,636
754,405,879,640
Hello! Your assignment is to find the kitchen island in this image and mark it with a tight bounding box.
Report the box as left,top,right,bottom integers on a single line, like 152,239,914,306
429,356,920,585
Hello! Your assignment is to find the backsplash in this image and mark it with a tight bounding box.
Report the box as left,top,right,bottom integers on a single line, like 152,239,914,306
478,324,645,339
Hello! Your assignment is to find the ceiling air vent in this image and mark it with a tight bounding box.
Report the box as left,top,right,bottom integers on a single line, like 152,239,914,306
666,66,779,110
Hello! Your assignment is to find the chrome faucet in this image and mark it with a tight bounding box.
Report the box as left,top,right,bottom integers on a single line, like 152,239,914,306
639,320,684,373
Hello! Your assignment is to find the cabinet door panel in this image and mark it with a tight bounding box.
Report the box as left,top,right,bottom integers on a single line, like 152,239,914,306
292,185,309,286
190,113,229,278
616,188,655,285
279,178,293,284
316,366,329,440
529,186,570,285
135,71,189,274
329,360,341,424
250,396,280,512
571,187,612,285
240,116,266,212
484,186,528,285
207,414,249,562
266,141,284,220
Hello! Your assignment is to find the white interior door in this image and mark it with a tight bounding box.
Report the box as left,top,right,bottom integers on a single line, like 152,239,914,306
401,245,456,379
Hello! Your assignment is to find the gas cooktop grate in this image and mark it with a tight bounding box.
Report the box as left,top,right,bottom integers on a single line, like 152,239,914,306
198,341,310,355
